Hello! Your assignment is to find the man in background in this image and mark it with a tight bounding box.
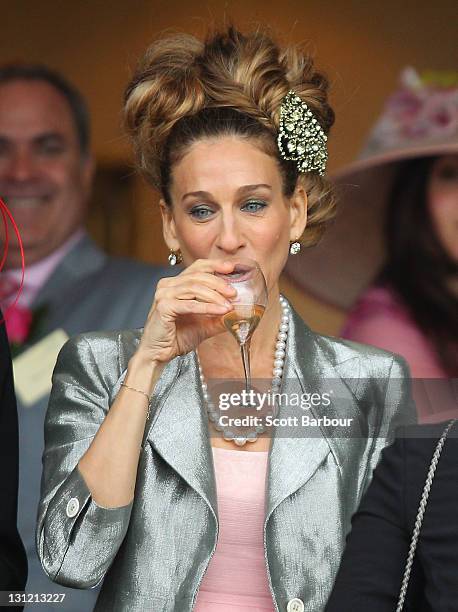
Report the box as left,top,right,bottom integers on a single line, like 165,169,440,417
0,64,170,610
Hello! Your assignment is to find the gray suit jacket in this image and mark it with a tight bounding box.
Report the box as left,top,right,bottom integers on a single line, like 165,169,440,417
17,233,172,610
36,297,417,612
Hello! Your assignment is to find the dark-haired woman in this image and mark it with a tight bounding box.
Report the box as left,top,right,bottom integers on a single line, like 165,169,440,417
339,71,458,385
324,69,457,423
342,151,458,381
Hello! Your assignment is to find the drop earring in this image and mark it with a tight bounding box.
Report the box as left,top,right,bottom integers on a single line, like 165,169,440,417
168,249,183,266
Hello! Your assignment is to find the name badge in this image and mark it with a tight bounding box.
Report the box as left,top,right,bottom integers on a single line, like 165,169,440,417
13,329,70,406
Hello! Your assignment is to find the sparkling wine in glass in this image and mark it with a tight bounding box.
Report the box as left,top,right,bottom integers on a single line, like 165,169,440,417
216,258,268,403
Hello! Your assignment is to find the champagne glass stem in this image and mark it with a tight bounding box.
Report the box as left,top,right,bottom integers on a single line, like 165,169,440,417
240,339,252,402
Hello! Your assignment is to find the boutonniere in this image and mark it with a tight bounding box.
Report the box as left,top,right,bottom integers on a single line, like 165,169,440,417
8,303,49,359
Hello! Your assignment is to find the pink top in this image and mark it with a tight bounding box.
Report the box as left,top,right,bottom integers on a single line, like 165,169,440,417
194,447,275,611
341,285,458,423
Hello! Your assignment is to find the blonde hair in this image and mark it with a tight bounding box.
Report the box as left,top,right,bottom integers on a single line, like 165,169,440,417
124,26,336,247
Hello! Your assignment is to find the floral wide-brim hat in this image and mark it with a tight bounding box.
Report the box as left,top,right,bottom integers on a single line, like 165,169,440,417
285,67,458,310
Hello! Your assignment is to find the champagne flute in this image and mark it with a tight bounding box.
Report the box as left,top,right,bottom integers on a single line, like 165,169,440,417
216,258,268,404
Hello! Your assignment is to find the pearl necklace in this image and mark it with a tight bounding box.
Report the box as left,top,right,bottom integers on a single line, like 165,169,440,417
197,295,290,447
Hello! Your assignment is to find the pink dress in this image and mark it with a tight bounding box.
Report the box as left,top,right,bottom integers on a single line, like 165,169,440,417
341,285,457,423
194,447,275,611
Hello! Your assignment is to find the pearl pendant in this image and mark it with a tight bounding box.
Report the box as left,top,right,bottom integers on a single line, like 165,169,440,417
234,437,247,446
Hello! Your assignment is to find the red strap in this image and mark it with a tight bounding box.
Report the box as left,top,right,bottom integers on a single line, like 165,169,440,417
0,197,25,327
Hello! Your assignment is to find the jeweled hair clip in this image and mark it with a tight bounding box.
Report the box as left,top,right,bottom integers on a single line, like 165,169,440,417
277,90,328,176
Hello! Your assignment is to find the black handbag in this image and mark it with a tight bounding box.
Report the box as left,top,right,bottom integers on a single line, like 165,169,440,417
396,419,458,611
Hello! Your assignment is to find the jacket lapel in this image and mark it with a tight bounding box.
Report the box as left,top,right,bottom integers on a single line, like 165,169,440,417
265,303,363,520
146,350,218,519
32,234,107,310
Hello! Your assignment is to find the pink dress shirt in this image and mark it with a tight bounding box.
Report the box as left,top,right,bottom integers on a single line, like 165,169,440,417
341,285,457,423
3,227,86,308
194,447,275,611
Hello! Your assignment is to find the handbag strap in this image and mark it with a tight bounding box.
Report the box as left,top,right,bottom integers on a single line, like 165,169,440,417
395,419,457,612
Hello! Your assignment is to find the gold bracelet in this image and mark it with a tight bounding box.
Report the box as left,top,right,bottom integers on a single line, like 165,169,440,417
120,382,151,419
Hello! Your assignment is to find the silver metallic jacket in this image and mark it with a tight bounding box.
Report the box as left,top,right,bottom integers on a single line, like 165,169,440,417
36,298,416,611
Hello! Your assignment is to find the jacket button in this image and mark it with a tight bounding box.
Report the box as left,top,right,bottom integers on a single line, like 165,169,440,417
287,599,304,612
66,497,80,518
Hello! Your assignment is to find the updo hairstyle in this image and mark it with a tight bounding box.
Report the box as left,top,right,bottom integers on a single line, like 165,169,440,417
124,26,336,248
